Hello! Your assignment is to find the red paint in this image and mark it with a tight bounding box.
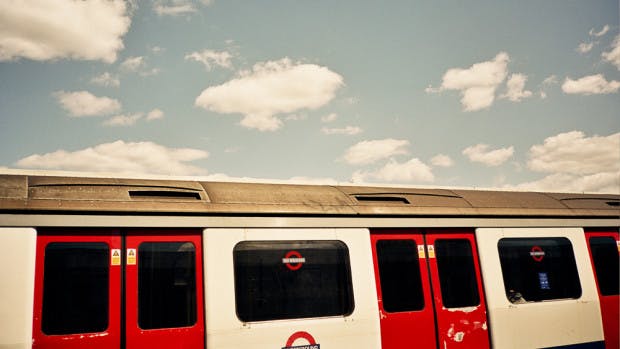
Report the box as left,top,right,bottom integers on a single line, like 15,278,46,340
585,230,619,349
285,331,317,346
529,246,545,262
33,229,204,349
371,229,491,349
284,250,304,271
371,230,437,349
32,230,122,349
426,231,490,349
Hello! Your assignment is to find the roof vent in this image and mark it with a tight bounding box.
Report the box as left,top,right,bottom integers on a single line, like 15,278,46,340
606,201,620,207
354,195,410,204
128,190,202,201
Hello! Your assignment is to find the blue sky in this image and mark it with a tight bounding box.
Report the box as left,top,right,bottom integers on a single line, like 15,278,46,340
1,0,619,193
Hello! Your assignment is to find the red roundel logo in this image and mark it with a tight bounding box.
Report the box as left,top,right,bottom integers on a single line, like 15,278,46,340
283,331,320,349
530,246,545,262
282,250,306,271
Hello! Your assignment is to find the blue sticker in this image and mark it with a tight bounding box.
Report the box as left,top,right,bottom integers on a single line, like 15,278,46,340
538,272,551,290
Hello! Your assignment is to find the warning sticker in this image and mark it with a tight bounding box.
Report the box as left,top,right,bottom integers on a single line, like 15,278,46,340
427,245,435,259
417,245,426,259
282,331,320,349
127,248,137,265
282,251,306,271
111,249,121,266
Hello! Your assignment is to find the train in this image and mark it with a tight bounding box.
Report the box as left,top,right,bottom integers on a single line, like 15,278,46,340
0,173,618,349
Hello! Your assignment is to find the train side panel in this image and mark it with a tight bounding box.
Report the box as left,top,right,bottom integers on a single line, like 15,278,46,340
476,228,604,349
0,228,37,349
204,228,381,349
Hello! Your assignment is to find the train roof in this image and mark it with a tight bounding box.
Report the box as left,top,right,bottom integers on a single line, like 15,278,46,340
0,174,618,218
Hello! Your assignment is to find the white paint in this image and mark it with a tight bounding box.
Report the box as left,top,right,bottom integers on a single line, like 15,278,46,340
447,306,478,313
204,228,381,349
0,228,36,349
476,227,604,349
454,332,465,342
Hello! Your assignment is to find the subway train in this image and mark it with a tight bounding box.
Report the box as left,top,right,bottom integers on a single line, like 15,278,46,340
0,173,618,349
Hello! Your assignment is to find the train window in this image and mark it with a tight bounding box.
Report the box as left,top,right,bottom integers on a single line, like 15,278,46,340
42,242,109,335
589,237,619,296
138,242,197,329
498,238,581,303
233,240,354,322
376,240,425,312
435,239,480,308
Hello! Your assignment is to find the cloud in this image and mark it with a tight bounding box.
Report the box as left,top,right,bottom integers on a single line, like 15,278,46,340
321,113,338,123
527,131,620,175
185,49,234,70
562,74,620,95
195,58,344,131
103,113,143,127
462,144,514,166
602,35,620,70
153,2,196,16
146,108,164,121
589,25,610,38
426,52,509,111
0,0,130,63
511,131,620,193
91,72,120,87
321,126,363,135
121,56,145,71
500,73,533,102
352,158,434,184
343,139,409,165
15,140,209,176
430,154,454,167
54,91,121,117
577,42,594,54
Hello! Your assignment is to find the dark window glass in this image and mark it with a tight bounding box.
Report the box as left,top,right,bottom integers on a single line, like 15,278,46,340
376,240,425,312
589,237,619,296
42,242,109,335
435,239,480,308
234,240,354,322
498,238,581,303
138,242,197,329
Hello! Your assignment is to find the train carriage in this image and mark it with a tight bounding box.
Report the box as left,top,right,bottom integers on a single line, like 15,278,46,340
0,173,618,349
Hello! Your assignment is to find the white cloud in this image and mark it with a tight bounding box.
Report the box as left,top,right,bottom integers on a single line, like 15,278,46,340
511,131,620,194
352,158,434,184
121,56,145,72
528,131,620,175
154,2,196,16
577,42,594,54
589,25,610,38
185,49,234,70
15,140,209,175
321,126,363,135
430,154,454,167
146,108,164,121
321,113,338,123
562,74,620,95
343,139,409,165
54,91,121,117
501,73,533,102
462,144,514,167
602,35,620,70
427,52,509,111
103,113,143,127
91,72,120,87
195,58,344,131
0,0,130,63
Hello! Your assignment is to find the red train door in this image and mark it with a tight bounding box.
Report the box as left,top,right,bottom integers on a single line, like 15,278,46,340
33,231,122,349
585,230,619,349
125,231,205,349
371,229,490,349
371,231,437,349
426,231,490,349
33,229,204,349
